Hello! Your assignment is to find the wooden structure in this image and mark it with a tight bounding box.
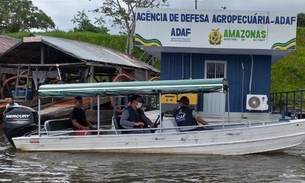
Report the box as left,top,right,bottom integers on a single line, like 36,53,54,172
0,35,159,119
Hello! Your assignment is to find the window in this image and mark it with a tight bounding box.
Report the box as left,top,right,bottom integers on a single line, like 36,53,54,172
205,61,227,79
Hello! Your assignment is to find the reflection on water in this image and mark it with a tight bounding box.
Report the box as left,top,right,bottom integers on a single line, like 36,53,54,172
1,130,305,182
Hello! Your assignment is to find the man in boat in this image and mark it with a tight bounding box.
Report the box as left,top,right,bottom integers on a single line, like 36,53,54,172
174,96,209,131
120,95,155,133
5,97,19,110
70,96,95,135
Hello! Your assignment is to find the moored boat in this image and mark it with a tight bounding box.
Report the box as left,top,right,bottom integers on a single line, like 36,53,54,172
3,78,305,155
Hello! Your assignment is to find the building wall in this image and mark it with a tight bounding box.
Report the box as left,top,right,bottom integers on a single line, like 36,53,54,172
161,52,272,112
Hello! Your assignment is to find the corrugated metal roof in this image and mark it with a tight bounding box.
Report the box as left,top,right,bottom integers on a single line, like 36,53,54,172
38,35,159,72
0,36,20,54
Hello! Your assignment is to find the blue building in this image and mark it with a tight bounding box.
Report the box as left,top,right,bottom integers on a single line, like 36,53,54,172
135,8,297,118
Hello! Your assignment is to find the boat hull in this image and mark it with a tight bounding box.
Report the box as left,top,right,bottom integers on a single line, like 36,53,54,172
12,119,305,155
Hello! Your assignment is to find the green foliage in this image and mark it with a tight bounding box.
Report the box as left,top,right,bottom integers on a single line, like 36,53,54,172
5,32,32,39
93,0,169,55
71,10,109,33
0,0,55,33
297,13,305,27
5,31,160,69
271,27,305,92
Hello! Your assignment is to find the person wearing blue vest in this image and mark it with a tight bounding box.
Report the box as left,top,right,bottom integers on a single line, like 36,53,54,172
120,95,155,133
174,96,209,132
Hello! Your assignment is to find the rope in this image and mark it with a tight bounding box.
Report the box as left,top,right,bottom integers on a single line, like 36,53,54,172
0,134,6,140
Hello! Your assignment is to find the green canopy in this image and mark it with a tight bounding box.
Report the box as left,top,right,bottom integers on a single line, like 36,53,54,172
38,78,226,98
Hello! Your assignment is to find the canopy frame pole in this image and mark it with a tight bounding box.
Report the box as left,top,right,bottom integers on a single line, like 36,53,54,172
40,44,44,64
222,89,225,129
227,88,230,124
97,95,100,136
38,98,41,136
159,92,162,133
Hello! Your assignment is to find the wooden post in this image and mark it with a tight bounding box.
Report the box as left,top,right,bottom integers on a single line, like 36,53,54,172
40,44,44,64
90,66,94,110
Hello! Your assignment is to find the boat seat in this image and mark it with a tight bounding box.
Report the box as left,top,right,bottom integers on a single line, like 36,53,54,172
111,116,134,134
155,119,180,133
111,116,122,134
44,118,74,136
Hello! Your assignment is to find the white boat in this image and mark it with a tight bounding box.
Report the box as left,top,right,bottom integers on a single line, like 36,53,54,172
3,78,305,155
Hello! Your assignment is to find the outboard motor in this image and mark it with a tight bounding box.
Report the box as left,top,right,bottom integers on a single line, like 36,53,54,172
2,106,38,147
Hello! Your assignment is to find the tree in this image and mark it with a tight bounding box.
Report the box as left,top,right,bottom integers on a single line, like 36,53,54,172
297,13,305,27
0,0,55,33
71,10,109,33
93,0,169,56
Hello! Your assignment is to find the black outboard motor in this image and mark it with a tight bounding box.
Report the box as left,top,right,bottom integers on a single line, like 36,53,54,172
2,106,38,147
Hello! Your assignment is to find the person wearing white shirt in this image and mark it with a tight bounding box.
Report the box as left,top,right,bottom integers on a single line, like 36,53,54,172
5,97,19,110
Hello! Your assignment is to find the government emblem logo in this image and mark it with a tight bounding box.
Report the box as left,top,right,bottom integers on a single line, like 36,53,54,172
208,28,222,45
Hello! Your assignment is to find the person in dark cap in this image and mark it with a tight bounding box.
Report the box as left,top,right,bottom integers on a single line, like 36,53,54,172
174,96,209,132
69,96,94,135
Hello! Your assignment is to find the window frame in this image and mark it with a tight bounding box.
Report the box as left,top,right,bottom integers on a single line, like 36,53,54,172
204,60,227,79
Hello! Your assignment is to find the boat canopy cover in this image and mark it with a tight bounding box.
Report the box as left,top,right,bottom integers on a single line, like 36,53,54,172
38,78,226,98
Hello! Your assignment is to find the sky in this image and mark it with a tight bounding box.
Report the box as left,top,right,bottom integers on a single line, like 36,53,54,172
31,0,305,34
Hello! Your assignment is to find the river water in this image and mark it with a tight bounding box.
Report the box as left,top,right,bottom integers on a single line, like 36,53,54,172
1,129,305,183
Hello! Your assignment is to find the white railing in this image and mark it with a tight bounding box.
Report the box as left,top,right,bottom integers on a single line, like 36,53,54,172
33,121,277,137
